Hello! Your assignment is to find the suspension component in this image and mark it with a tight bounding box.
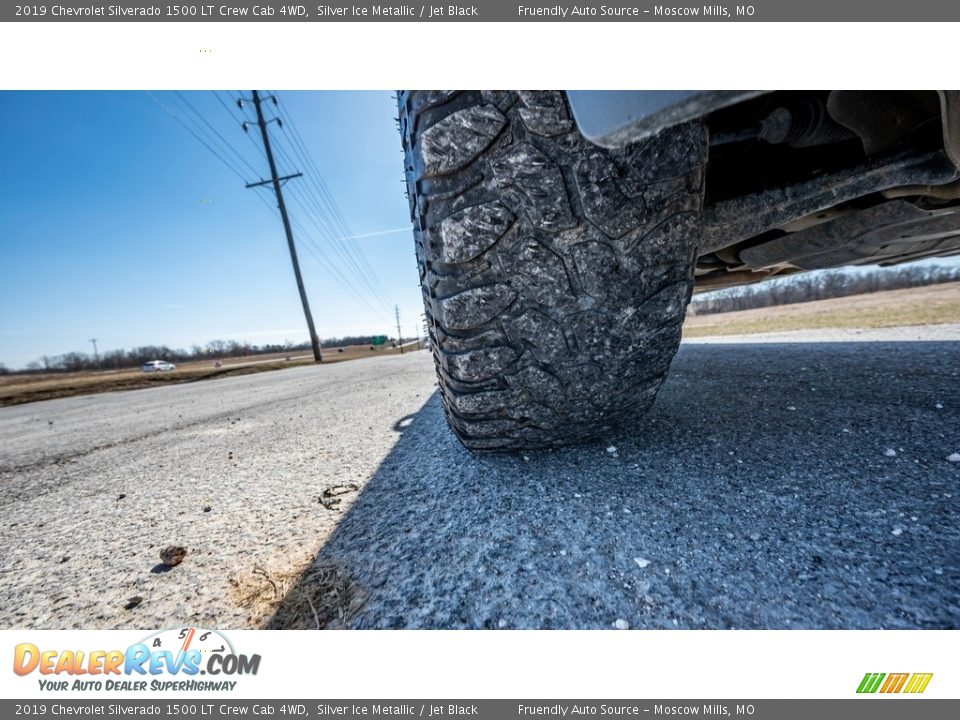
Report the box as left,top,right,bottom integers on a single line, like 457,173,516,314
759,99,855,148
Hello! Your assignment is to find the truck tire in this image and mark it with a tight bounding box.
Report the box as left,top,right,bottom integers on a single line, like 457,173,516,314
399,91,706,450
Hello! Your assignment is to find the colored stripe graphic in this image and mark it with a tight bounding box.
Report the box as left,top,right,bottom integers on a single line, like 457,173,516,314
857,672,933,694
880,673,909,693
904,673,934,694
857,673,885,693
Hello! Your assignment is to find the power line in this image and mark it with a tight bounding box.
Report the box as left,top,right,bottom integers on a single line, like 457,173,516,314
275,96,361,241
173,92,262,178
272,94,396,307
237,111,392,323
240,94,394,315
164,94,256,181
260,150,386,311
250,190,373,315
273,136,396,314
243,90,322,363
214,90,267,162
209,90,390,322
275,157,395,316
395,305,403,355
89,338,100,369
243,138,391,321
287,213,394,322
281,113,391,294
153,89,397,337
146,91,249,182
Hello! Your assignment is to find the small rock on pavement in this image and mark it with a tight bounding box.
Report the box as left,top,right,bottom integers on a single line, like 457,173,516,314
634,558,651,569
749,532,761,541
891,528,903,537
324,483,359,497
202,505,212,513
606,446,617,454
883,448,898,458
124,596,144,610
613,618,630,630
159,545,187,567
946,453,960,463
320,483,359,510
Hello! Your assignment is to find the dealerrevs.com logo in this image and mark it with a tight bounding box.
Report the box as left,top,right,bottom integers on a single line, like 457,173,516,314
857,672,933,694
13,627,260,692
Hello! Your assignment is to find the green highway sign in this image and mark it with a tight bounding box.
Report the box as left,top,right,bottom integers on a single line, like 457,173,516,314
371,335,387,346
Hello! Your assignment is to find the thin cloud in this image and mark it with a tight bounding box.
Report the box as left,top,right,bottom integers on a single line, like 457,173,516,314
335,227,410,242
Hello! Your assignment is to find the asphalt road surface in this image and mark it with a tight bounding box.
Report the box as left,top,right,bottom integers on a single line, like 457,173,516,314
0,337,957,629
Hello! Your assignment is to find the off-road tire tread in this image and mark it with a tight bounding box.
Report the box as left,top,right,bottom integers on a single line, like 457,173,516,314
399,90,706,450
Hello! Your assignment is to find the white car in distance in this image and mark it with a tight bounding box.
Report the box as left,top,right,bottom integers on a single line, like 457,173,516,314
141,360,176,373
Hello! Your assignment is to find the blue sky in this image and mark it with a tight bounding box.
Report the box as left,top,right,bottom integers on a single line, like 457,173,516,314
0,91,420,369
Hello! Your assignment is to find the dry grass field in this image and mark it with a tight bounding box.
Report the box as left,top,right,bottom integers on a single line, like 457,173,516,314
3,282,957,409
684,280,960,338
0,343,421,408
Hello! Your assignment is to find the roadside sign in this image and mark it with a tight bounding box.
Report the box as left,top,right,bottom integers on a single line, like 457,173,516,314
371,335,387,346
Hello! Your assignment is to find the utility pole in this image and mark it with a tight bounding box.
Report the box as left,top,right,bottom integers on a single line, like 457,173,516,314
242,90,322,363
395,305,403,354
89,338,100,369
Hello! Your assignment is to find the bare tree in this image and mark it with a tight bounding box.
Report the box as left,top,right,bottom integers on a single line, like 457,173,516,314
690,263,960,315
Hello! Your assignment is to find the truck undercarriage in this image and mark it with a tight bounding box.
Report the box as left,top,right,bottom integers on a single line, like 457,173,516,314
571,90,960,291
400,90,960,449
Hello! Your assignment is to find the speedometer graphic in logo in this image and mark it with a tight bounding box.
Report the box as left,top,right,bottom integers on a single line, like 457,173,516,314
141,627,234,658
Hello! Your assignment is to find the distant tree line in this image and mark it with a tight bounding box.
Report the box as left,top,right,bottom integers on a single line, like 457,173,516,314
10,335,404,374
688,263,960,316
